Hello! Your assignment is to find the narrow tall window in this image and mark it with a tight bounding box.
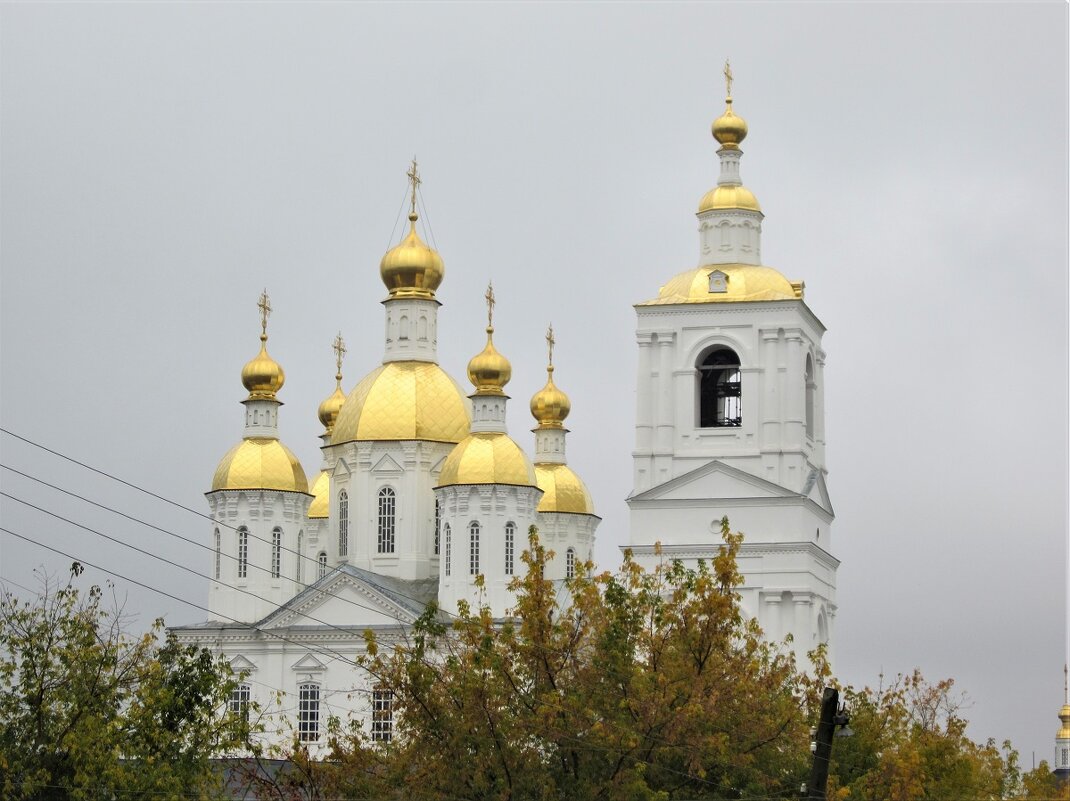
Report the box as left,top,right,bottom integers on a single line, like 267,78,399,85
443,524,451,577
566,547,576,580
214,528,221,580
469,521,480,576
317,551,328,580
805,353,816,439
271,528,282,579
434,498,441,555
237,527,249,579
298,683,320,742
296,530,303,583
378,487,396,553
229,683,251,720
371,688,393,742
338,491,349,557
698,348,742,428
504,522,515,576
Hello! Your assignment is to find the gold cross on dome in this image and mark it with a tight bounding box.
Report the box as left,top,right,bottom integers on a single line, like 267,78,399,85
406,157,421,217
723,59,734,99
257,289,272,337
332,331,346,375
546,324,555,367
484,282,495,328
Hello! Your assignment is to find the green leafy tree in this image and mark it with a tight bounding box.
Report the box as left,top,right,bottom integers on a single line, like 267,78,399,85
0,564,249,801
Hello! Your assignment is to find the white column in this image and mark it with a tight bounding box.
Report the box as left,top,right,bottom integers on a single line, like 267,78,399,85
242,399,280,438
382,298,440,363
534,428,567,465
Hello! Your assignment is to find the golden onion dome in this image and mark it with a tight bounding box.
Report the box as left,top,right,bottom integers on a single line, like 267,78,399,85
436,431,537,488
638,263,802,306
530,366,570,429
534,463,595,515
467,326,512,396
241,335,285,399
331,361,470,445
318,385,346,433
712,97,747,149
380,214,444,300
698,184,761,214
307,470,329,519
211,438,309,493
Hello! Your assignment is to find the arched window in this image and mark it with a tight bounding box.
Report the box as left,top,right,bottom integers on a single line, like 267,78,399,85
443,524,451,576
271,528,282,578
805,353,815,439
434,498,441,555
566,547,576,580
338,491,349,557
504,522,515,576
296,530,304,583
237,527,249,579
298,683,320,742
469,521,480,576
317,551,328,580
213,528,221,580
378,487,396,553
698,348,742,428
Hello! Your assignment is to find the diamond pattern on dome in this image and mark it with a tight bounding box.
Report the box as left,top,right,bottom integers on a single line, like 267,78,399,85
211,438,309,493
534,463,595,515
437,432,537,488
307,470,329,518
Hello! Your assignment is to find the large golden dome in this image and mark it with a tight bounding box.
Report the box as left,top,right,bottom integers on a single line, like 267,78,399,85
638,263,802,305
697,184,761,214
211,438,308,493
437,431,537,488
331,361,470,445
380,215,444,300
241,335,285,400
534,463,595,515
307,469,329,518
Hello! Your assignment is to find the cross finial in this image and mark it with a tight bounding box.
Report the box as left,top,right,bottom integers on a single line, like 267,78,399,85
257,289,272,339
723,59,734,100
484,282,495,329
332,331,346,380
406,157,421,218
546,324,555,368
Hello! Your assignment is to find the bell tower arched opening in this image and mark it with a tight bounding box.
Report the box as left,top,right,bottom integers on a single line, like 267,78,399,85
697,347,742,428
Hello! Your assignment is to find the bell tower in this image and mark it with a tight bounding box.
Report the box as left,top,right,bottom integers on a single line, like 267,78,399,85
627,66,837,667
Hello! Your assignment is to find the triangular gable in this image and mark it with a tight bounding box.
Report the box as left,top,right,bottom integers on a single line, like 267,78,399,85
371,453,404,475
430,455,447,476
291,653,327,672
630,460,797,503
229,654,258,674
801,468,835,516
333,458,351,478
258,569,421,631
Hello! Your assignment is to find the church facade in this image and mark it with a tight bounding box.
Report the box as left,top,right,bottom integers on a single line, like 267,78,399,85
173,79,837,751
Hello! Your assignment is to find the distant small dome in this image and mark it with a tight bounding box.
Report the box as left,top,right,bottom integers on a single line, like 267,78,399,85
697,184,761,214
436,431,537,488
307,470,329,519
530,367,570,429
317,384,346,433
534,463,595,515
712,98,747,149
467,327,512,396
241,335,285,399
380,215,444,300
211,438,308,493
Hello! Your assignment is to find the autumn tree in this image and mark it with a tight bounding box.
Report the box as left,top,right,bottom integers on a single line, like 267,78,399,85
0,564,249,801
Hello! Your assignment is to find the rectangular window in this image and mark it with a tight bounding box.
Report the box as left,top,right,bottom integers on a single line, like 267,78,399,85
229,683,251,720
339,492,349,557
237,529,248,579
317,552,327,580
271,529,282,579
434,499,440,555
444,525,451,577
504,523,514,576
378,488,396,554
296,531,303,584
469,523,480,576
371,688,393,743
298,683,320,742
214,529,221,580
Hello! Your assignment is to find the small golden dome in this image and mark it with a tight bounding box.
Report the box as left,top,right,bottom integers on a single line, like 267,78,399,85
530,366,570,429
534,463,595,515
307,470,329,519
211,437,308,493
467,327,512,396
317,385,345,433
331,361,470,445
639,263,802,306
379,215,444,300
698,184,761,214
241,335,285,400
712,98,748,149
437,431,537,488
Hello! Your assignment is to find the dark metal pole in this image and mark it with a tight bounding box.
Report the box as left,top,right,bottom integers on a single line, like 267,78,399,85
807,687,839,801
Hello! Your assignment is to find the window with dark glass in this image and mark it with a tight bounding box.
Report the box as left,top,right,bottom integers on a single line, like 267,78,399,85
338,491,349,557
372,687,394,742
298,683,320,742
271,528,282,578
378,487,396,554
504,522,515,576
237,527,249,579
469,521,480,575
444,524,452,576
698,348,742,427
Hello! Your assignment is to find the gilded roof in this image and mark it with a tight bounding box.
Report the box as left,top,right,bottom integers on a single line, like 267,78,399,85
331,361,470,445
211,438,309,493
307,470,329,519
437,432,538,488
534,463,595,515
638,263,802,306
697,184,761,213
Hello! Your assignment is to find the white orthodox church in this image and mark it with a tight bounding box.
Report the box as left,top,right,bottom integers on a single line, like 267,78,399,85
173,80,838,750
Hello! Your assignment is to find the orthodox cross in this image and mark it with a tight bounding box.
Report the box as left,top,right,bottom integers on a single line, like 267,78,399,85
257,289,272,337
485,282,495,328
723,59,734,99
546,324,555,367
406,157,421,217
332,331,346,379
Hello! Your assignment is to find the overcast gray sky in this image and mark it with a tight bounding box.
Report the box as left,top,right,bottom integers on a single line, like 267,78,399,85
1,2,1066,766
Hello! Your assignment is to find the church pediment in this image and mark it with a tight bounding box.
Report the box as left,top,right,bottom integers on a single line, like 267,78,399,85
371,453,404,475
229,654,258,674
801,468,835,516
629,460,796,504
291,653,327,672
333,458,352,477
